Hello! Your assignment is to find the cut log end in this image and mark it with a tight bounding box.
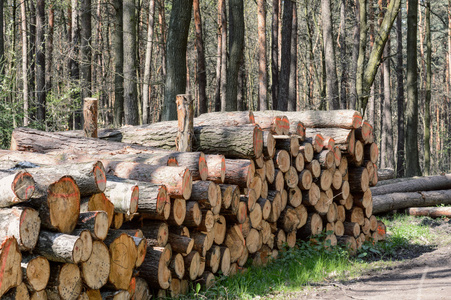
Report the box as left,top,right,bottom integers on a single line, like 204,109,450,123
13,171,36,201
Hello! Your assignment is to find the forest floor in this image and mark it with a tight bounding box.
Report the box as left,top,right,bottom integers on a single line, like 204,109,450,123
283,216,451,300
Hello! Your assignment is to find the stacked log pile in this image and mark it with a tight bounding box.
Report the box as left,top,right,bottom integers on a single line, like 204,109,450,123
1,109,386,298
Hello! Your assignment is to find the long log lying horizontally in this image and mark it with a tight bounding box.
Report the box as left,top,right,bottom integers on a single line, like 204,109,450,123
370,174,451,196
372,189,451,214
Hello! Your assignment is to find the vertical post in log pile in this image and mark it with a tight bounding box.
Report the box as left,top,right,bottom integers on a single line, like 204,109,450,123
176,94,194,152
83,98,98,138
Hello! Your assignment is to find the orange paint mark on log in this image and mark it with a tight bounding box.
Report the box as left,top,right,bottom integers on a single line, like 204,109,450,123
199,156,208,177
94,165,107,184
48,177,80,199
24,185,35,199
377,225,386,236
167,157,179,166
0,239,13,289
19,210,27,227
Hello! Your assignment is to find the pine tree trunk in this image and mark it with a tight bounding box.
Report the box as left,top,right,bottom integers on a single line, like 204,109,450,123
271,0,279,109
405,0,421,176
257,0,267,111
288,3,297,111
226,0,244,111
339,0,348,109
278,0,292,111
193,0,207,115
21,0,29,126
36,0,46,122
424,0,431,175
162,0,192,120
219,0,227,111
123,0,139,125
321,0,339,110
142,0,155,124
0,0,3,74
113,0,124,126
396,7,405,177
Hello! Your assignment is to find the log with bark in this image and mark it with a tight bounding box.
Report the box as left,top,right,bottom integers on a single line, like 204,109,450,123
0,237,22,297
407,207,451,218
103,232,138,290
102,160,192,200
205,154,226,183
0,170,35,207
80,193,115,228
269,110,362,129
26,174,80,234
21,254,50,293
80,240,110,289
45,263,82,300
372,189,451,214
76,211,109,241
0,206,40,251
370,174,451,195
34,231,85,264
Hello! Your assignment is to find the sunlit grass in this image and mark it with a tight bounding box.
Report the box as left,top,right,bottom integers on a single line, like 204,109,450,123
183,214,448,300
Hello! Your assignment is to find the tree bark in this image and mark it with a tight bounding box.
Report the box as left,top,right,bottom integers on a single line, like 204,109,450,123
373,189,451,214
20,0,29,126
225,0,244,111
142,0,155,124
162,0,192,120
123,0,139,125
424,0,431,175
370,174,451,196
358,0,401,113
405,0,421,176
407,207,451,218
113,0,124,126
80,0,91,107
36,0,46,123
278,0,292,111
288,3,297,111
0,206,40,251
396,5,405,177
257,0,267,111
321,0,339,109
0,0,3,74
193,0,207,115
272,0,279,109
339,0,348,108
219,0,227,111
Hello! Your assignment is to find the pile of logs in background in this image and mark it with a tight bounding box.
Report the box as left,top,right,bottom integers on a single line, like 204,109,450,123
0,108,386,299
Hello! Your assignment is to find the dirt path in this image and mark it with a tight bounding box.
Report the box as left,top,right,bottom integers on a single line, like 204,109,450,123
292,244,451,300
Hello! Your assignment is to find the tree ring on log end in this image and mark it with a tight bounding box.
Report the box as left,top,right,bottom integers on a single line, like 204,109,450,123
198,154,208,181
253,126,264,159
13,171,35,200
181,169,192,200
48,176,80,233
93,162,107,193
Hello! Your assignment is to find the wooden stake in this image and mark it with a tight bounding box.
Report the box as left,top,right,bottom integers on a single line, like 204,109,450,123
83,97,98,138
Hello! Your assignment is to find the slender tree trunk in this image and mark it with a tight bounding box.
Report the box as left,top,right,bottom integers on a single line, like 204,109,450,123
257,0,267,111
367,2,375,129
358,0,401,114
123,0,139,125
225,0,244,111
80,0,91,106
113,0,124,126
321,0,339,110
214,1,223,112
71,0,81,129
28,0,36,120
20,0,29,126
271,0,279,110
381,0,393,170
47,5,54,94
219,0,227,112
339,0,347,109
193,0,207,115
349,1,359,110
162,0,193,120
278,0,293,111
396,3,405,177
355,0,366,112
142,0,155,124
288,3,297,111
405,0,421,176
424,0,431,175
36,0,46,123
0,0,4,74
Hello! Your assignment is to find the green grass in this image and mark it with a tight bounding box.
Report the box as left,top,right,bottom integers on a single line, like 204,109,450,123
180,214,449,300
